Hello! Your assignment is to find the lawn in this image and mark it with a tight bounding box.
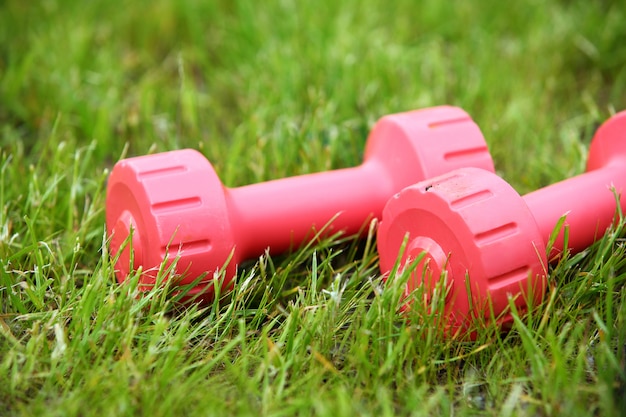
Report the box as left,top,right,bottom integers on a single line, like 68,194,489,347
1,0,626,415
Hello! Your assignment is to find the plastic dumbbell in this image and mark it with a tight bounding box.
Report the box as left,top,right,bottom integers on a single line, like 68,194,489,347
377,110,626,335
106,106,495,300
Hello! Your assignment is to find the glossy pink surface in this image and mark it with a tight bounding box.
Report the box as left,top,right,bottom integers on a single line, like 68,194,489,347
378,110,626,336
106,106,495,301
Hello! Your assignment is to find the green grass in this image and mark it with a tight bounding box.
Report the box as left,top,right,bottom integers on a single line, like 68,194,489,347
1,0,626,415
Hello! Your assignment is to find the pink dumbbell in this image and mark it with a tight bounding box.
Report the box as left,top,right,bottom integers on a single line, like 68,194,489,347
377,110,626,335
106,106,495,301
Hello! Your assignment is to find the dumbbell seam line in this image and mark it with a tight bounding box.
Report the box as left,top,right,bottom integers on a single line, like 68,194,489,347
428,115,473,129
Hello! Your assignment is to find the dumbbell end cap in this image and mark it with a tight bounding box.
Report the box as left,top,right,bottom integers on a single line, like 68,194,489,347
365,106,495,193
106,149,236,300
378,167,547,335
587,110,626,171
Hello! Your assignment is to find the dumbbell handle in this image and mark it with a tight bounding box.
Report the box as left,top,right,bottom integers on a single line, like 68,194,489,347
226,106,494,259
524,164,624,255
227,162,389,256
524,111,626,255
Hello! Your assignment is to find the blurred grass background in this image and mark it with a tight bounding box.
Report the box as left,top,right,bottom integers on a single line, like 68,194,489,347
3,0,625,184
1,0,626,415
